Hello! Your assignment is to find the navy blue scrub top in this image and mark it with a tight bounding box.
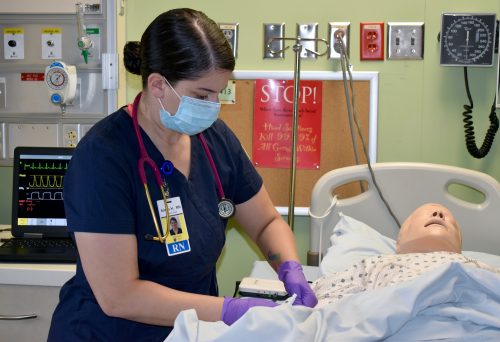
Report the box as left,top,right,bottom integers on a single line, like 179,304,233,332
48,109,263,341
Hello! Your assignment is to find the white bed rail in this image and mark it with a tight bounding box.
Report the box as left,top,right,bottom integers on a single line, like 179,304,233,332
308,163,500,265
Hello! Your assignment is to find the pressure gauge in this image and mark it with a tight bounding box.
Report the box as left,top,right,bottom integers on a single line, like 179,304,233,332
46,67,68,90
439,13,497,66
44,61,77,111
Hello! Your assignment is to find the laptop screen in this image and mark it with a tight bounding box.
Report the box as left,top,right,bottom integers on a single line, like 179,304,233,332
11,146,74,238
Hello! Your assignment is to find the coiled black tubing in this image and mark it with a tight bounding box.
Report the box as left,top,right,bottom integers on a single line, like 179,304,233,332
462,67,499,159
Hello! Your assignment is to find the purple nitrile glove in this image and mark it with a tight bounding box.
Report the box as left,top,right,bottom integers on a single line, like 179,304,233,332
221,297,278,325
278,260,318,308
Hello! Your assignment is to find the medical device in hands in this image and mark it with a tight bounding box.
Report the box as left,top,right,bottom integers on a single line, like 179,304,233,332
238,277,289,300
45,61,77,113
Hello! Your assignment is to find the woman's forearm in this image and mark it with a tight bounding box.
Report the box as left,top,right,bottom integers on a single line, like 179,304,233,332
100,279,224,326
255,216,300,271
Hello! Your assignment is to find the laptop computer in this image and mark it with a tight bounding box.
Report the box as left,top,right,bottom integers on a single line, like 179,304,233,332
0,146,78,263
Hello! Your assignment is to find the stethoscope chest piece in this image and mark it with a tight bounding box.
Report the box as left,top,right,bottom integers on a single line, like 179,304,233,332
218,198,235,219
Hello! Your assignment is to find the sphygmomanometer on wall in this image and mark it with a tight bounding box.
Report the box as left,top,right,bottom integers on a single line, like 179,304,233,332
439,13,499,159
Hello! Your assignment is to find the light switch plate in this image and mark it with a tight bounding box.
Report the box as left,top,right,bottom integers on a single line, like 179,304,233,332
264,23,285,59
297,23,318,59
387,22,424,60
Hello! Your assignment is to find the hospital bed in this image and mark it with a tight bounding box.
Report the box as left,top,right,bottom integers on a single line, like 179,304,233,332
308,162,500,264
167,163,500,341
254,162,500,278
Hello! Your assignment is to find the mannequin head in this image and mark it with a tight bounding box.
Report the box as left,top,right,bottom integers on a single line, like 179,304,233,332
396,203,462,254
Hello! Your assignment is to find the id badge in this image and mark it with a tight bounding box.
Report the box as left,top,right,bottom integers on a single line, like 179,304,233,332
157,197,191,256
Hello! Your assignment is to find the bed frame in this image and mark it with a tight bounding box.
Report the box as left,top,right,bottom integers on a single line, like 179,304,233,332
307,163,500,266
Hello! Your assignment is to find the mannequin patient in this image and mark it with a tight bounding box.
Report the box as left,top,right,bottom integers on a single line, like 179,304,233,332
312,203,499,307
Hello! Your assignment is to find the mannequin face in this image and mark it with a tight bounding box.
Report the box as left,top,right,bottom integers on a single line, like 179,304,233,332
396,203,462,254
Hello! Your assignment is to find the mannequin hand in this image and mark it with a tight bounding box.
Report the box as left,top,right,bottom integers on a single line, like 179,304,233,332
278,260,318,308
221,297,278,325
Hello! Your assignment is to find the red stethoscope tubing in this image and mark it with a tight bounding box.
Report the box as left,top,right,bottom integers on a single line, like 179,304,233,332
132,92,163,189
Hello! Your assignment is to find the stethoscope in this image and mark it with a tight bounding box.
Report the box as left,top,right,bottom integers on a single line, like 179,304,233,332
131,92,235,244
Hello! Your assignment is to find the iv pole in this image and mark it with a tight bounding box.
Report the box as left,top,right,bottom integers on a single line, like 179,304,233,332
267,37,329,231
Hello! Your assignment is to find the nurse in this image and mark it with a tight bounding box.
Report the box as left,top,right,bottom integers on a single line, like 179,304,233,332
48,7,316,341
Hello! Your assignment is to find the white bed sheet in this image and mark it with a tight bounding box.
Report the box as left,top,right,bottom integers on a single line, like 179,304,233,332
166,263,500,341
166,163,500,340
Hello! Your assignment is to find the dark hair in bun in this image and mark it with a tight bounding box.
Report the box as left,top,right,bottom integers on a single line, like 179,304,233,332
122,8,235,87
123,41,141,75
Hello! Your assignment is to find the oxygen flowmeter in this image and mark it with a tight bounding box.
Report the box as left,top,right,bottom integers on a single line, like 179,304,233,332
45,61,77,113
76,3,93,64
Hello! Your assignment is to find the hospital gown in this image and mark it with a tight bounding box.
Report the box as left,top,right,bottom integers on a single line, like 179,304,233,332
313,251,500,308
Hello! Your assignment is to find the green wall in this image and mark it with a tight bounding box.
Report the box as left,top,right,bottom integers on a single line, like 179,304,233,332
0,0,499,297
122,0,500,295
126,0,499,176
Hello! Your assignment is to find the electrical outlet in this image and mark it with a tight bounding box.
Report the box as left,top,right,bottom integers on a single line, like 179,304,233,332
219,23,239,58
387,22,424,60
329,22,350,59
360,22,384,60
63,124,79,147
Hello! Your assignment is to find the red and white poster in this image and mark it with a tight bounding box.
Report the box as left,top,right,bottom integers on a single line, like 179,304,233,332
252,79,322,169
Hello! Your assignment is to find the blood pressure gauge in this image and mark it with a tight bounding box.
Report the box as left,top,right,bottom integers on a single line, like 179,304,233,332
45,61,77,112
439,13,497,66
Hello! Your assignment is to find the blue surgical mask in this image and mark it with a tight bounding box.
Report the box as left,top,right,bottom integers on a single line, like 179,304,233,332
158,78,221,136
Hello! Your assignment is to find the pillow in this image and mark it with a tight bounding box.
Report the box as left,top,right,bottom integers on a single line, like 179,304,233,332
319,212,500,275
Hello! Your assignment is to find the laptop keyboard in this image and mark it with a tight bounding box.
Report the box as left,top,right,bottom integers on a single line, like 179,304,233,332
2,238,76,249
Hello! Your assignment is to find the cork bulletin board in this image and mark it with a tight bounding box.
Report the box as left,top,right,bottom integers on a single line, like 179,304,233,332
219,71,379,215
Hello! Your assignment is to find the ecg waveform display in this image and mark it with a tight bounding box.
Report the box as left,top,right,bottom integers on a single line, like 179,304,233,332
17,157,70,220
23,161,68,171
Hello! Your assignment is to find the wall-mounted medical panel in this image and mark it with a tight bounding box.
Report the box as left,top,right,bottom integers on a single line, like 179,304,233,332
0,71,104,115
0,122,5,158
0,18,106,67
7,123,60,157
0,77,5,108
0,0,102,15
0,0,117,165
0,117,98,159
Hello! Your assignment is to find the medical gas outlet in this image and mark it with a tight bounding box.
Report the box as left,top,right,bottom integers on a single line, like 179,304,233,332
329,22,350,59
45,61,77,113
3,28,25,59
